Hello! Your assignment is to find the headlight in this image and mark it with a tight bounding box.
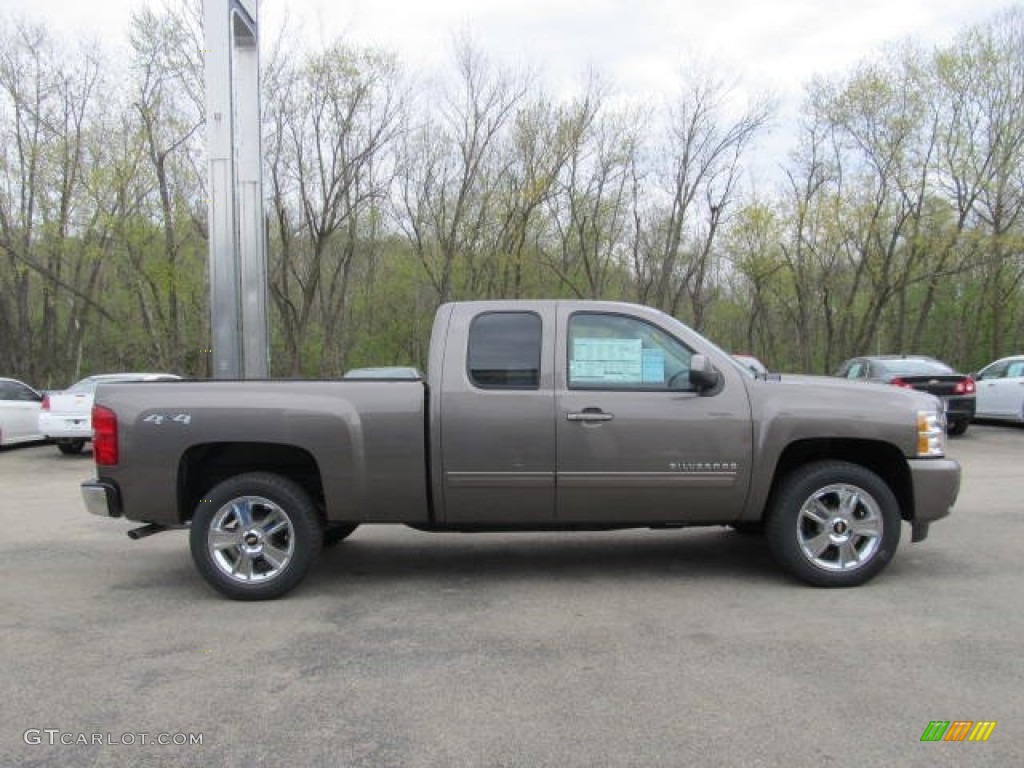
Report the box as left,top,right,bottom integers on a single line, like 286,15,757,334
916,410,945,457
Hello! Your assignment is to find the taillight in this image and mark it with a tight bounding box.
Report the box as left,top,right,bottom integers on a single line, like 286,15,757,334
41,394,50,411
92,405,118,466
890,378,913,388
955,378,975,395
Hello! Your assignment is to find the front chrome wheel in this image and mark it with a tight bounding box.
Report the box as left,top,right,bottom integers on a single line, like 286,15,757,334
795,483,883,573
207,496,296,584
767,461,901,587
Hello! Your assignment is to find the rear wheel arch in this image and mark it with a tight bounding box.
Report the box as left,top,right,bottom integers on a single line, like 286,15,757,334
177,442,327,524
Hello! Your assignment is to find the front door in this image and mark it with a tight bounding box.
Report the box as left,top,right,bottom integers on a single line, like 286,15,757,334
555,308,753,524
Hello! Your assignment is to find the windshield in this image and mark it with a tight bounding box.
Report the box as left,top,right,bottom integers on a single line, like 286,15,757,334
877,359,953,376
67,377,101,394
66,374,169,394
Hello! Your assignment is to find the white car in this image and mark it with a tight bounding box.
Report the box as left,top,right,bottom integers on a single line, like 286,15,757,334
39,373,180,454
0,377,45,447
973,355,1024,423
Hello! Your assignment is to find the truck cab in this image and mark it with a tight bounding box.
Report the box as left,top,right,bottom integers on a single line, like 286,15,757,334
430,301,752,526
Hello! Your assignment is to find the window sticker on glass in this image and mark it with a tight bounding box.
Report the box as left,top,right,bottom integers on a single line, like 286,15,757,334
571,338,643,383
642,348,665,383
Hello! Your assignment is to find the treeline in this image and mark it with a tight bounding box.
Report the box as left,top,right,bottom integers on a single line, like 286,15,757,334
1,1,1022,386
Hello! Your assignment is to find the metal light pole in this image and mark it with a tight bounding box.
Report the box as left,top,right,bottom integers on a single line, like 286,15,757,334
203,0,269,379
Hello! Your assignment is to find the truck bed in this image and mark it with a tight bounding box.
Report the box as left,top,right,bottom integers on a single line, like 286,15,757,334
92,379,431,526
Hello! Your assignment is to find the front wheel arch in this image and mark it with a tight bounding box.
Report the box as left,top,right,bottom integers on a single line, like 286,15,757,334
764,438,914,523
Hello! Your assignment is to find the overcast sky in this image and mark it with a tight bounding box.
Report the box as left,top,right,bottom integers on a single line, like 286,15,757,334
4,0,1017,179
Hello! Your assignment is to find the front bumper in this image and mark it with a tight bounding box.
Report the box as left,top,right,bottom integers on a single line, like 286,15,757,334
82,480,122,518
906,457,960,541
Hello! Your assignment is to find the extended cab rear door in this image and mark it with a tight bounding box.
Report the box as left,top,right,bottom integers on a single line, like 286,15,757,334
555,304,754,524
436,304,557,524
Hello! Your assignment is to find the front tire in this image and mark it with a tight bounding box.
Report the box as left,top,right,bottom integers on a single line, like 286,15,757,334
766,461,901,587
189,472,323,600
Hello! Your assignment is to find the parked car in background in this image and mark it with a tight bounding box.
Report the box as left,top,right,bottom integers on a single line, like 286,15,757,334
834,355,975,435
0,378,45,447
731,354,768,376
972,355,1024,423
39,373,181,455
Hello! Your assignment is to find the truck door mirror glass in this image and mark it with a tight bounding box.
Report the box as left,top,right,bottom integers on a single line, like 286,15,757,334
688,354,722,392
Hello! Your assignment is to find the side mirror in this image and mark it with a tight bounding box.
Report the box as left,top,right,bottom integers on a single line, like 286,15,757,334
689,354,722,392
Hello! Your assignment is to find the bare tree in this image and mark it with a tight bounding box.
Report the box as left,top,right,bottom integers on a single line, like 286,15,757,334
545,85,638,299
265,41,403,375
633,65,773,329
0,21,109,385
395,39,528,304
126,1,206,371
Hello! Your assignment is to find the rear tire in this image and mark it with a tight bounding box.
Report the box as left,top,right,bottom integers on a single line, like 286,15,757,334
189,472,323,600
57,440,86,455
766,461,901,587
947,419,968,436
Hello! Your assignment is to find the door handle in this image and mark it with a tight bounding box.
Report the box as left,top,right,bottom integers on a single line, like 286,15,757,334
566,409,614,422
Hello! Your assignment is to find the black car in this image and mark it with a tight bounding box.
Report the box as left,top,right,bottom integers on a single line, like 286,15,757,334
834,355,976,435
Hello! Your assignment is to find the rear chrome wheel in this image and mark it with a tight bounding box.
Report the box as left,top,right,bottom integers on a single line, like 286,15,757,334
207,496,296,584
767,461,901,587
190,473,322,600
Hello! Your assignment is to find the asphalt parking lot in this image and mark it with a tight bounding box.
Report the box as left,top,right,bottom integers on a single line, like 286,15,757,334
3,425,1023,767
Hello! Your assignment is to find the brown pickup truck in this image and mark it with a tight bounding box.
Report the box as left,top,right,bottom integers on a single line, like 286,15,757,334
82,300,960,599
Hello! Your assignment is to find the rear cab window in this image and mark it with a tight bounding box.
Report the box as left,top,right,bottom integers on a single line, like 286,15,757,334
467,312,542,390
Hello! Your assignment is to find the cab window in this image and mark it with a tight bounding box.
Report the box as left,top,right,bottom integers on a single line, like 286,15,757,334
467,312,542,390
568,313,693,390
